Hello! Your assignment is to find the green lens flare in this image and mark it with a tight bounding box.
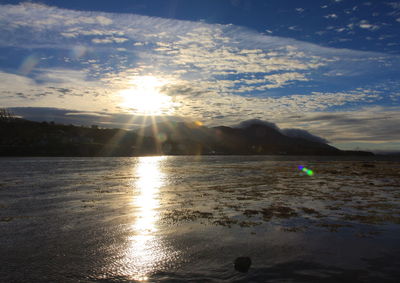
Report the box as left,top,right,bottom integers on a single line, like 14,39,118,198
298,165,314,176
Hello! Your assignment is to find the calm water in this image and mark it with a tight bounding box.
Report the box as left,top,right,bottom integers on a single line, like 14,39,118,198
1,156,400,282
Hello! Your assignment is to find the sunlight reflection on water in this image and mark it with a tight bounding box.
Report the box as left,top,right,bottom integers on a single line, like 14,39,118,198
123,156,169,281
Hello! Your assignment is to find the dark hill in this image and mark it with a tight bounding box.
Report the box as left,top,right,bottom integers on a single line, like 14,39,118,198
212,124,341,155
0,118,158,156
138,121,366,156
0,118,373,157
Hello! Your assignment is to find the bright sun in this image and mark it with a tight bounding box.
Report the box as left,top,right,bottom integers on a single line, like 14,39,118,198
119,76,174,115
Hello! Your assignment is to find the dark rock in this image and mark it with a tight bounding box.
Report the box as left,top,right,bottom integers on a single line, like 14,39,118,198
234,257,252,273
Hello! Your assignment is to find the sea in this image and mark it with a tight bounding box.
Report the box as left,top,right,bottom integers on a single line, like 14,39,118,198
1,156,400,282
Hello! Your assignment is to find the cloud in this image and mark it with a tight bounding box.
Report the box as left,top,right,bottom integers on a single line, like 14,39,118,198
61,27,125,38
280,128,329,143
262,72,308,88
96,15,113,26
324,14,338,19
0,69,116,111
91,37,128,44
0,71,36,88
233,119,280,130
159,83,208,97
165,87,384,133
0,2,399,150
386,2,400,9
9,107,186,129
358,20,380,31
35,68,90,84
232,119,328,143
288,26,301,31
275,107,400,144
6,104,400,150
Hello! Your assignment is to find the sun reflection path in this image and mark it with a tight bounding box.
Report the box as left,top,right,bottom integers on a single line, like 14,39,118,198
123,156,169,281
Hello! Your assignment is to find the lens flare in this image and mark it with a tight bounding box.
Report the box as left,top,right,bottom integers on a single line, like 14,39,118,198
298,165,314,176
19,54,39,75
70,45,87,59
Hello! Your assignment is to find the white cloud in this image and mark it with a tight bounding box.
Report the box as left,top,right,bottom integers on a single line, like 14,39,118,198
0,69,117,111
386,2,400,9
0,3,113,30
279,106,400,144
96,15,113,25
359,20,380,31
324,14,338,19
160,81,384,126
92,37,128,44
261,72,308,89
0,2,394,87
34,68,92,84
0,71,36,94
60,27,125,38
0,1,399,141
288,26,301,31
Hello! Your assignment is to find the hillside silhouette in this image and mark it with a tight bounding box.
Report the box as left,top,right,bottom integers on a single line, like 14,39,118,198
0,115,373,157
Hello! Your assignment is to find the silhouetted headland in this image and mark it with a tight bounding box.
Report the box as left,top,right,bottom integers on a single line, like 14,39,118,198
0,117,373,157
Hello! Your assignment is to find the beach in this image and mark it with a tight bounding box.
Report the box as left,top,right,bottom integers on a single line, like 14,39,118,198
1,156,400,282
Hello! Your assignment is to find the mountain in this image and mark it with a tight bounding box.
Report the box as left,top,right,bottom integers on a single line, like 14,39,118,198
137,121,217,155
0,117,373,156
137,121,372,156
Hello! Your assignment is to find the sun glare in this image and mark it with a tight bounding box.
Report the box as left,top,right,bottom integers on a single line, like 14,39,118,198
122,156,169,281
119,76,175,115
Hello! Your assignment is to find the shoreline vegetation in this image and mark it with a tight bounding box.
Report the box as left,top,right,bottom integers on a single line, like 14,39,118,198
0,109,376,157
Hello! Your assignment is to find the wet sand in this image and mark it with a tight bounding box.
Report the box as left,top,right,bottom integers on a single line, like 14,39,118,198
1,156,400,282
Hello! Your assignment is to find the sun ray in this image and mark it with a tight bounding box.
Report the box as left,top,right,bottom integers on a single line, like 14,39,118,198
150,115,162,154
135,115,149,154
100,114,138,156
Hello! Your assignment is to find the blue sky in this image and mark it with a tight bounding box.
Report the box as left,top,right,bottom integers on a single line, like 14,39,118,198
0,0,399,150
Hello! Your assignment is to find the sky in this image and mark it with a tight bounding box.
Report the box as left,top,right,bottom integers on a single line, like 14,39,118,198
0,0,399,151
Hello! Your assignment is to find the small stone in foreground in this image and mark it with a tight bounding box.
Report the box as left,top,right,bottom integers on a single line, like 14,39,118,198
234,257,252,273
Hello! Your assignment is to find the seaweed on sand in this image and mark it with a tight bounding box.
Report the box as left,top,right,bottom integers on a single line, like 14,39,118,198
162,209,214,223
